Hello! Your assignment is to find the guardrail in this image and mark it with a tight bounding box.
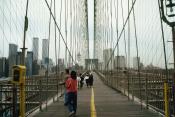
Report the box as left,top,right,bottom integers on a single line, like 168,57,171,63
96,70,174,116
0,74,65,117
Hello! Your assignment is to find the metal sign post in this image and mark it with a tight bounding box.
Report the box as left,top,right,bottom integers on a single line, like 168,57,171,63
159,0,175,116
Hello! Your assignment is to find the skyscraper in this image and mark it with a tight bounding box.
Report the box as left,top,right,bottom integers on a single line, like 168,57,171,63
0,57,7,77
42,39,49,64
26,51,33,76
133,57,140,69
16,51,22,65
103,48,114,70
114,56,126,69
33,37,39,61
9,44,18,76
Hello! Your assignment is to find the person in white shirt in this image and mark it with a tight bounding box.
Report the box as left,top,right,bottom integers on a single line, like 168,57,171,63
77,75,81,89
84,74,90,88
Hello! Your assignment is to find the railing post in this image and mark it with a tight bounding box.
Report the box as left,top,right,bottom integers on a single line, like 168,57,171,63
131,75,134,101
39,78,42,111
56,74,59,101
127,71,130,100
145,74,148,109
12,84,17,117
164,82,170,117
53,75,55,102
172,73,175,115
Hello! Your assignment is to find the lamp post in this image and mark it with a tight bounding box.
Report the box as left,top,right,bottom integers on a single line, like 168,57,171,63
159,0,175,116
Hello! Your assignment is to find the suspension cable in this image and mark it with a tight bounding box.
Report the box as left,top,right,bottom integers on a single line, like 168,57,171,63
104,0,137,71
65,0,68,67
54,0,57,74
132,0,142,109
121,0,127,67
58,0,62,71
158,0,168,81
45,0,76,64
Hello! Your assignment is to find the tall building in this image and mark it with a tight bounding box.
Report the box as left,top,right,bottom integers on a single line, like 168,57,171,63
58,58,64,71
42,39,49,63
9,44,18,76
33,37,39,61
0,57,8,78
133,57,140,69
26,51,33,76
103,48,114,70
114,56,126,69
16,51,22,65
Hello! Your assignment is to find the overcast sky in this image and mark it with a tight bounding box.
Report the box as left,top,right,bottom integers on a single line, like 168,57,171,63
0,0,174,68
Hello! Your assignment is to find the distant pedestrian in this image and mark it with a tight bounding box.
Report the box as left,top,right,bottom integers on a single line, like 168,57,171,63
77,74,81,89
89,73,94,87
66,71,78,116
80,73,84,89
84,74,89,88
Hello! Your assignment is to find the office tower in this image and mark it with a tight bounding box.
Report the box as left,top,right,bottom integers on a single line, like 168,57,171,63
133,57,140,69
26,51,33,76
9,44,18,76
42,39,49,64
16,51,22,65
0,57,8,78
33,37,39,61
114,56,126,69
103,48,114,70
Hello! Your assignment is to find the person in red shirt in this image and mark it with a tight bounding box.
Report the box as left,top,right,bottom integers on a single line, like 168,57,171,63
66,70,77,116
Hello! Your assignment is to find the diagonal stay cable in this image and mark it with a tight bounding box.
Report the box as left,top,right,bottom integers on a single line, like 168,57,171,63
104,0,137,70
45,0,76,64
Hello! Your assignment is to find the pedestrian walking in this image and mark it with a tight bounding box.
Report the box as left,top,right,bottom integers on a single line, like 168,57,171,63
84,74,89,88
89,73,94,87
77,74,81,89
80,73,84,89
66,71,78,117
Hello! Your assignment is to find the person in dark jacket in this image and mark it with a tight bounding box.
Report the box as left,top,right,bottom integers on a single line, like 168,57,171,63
89,73,94,87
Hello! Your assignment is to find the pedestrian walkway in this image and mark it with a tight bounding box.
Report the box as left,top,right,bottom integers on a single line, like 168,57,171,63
32,72,162,117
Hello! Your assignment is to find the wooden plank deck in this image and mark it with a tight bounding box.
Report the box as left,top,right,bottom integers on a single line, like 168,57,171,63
32,73,162,117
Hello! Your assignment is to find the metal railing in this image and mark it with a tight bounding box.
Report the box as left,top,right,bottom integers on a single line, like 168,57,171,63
0,73,65,117
96,70,174,116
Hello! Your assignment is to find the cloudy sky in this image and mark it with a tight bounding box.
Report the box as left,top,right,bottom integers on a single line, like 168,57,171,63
0,0,174,68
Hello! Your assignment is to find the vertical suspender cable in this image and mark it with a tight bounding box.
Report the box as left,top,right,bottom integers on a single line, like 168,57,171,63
121,0,128,95
54,0,57,74
121,0,127,67
58,0,62,71
114,0,119,87
45,0,76,64
116,0,119,71
110,0,113,72
158,0,168,84
70,0,73,66
158,0,170,115
94,0,95,59
65,0,68,67
128,0,130,100
132,0,142,109
104,0,137,84
3,2,4,57
121,0,128,97
46,0,52,110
